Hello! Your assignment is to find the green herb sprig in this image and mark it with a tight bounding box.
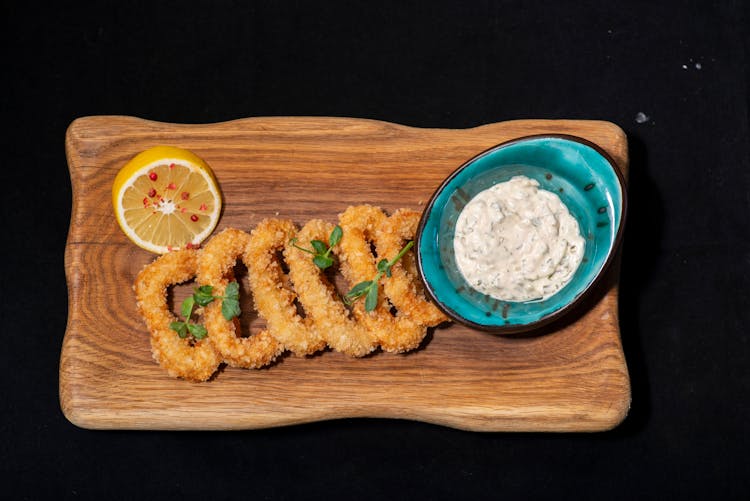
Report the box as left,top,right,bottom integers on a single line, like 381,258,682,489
289,225,343,270
344,241,414,312
169,281,241,339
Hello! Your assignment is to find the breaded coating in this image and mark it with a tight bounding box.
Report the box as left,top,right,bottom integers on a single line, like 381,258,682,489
134,249,222,381
285,219,377,357
135,207,452,380
246,219,326,356
338,205,427,353
197,228,284,368
376,208,448,327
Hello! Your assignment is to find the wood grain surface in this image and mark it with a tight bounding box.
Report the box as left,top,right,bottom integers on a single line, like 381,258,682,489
60,116,630,431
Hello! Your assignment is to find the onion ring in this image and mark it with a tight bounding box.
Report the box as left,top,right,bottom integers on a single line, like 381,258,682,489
135,207,452,379
133,249,222,381
196,228,284,368
338,205,427,353
246,219,326,356
285,219,377,357
376,208,448,327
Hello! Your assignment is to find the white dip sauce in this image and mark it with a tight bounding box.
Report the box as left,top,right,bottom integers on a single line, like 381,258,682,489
453,175,585,302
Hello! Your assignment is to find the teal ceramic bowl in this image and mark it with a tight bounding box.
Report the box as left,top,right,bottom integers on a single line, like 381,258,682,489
416,134,627,333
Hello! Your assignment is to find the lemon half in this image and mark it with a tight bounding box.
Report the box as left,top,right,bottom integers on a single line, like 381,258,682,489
112,146,222,253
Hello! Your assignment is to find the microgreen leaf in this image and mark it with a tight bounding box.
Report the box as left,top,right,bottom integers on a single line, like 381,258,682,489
365,282,379,311
170,280,243,338
290,226,342,270
180,296,195,319
188,323,208,339
329,225,343,247
313,255,334,270
193,285,215,306
344,240,414,312
218,282,241,321
221,298,240,321
346,280,373,300
224,281,240,301
377,259,389,273
170,322,188,338
311,240,328,255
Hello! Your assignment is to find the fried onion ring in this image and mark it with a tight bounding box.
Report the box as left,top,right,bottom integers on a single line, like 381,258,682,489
376,208,448,328
197,228,283,368
285,219,377,357
338,205,427,353
246,219,326,356
136,207,453,379
134,249,222,381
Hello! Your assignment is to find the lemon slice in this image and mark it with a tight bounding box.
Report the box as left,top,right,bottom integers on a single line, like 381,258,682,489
112,146,222,253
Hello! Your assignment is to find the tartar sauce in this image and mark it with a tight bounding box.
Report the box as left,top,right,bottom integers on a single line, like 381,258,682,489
453,175,585,302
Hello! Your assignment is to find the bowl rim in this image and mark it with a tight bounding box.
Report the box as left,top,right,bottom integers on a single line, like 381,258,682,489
415,133,628,334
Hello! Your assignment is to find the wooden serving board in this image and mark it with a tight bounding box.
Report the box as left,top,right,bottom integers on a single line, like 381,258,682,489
61,116,630,432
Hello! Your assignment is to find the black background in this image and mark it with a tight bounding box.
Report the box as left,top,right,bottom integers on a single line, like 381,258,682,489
3,1,748,499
